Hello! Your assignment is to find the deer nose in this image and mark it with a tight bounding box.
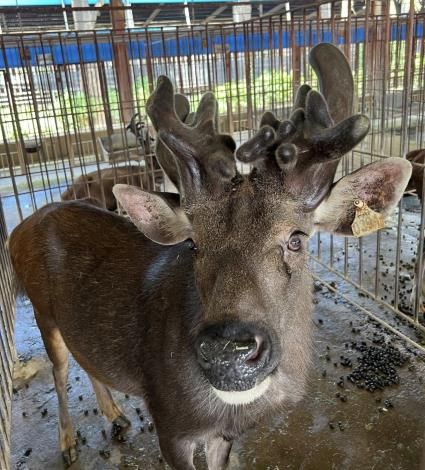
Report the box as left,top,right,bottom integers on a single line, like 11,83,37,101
195,322,276,392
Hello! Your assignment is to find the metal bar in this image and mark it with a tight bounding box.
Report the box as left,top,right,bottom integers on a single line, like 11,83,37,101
111,1,134,124
0,195,16,470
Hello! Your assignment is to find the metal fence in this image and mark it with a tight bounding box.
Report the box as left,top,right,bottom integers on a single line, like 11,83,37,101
1,0,425,465
0,197,16,470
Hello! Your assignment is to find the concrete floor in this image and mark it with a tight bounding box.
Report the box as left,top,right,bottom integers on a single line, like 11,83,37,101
10,198,425,470
11,284,425,469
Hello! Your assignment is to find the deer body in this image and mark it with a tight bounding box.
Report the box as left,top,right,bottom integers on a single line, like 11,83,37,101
11,203,164,396
8,44,412,469
60,165,162,210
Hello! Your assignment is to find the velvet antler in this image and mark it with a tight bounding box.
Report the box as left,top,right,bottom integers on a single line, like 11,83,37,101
153,93,190,190
147,77,236,203
236,43,370,210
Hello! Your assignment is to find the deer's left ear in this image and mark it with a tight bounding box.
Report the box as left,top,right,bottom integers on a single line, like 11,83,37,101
113,184,192,245
314,158,412,236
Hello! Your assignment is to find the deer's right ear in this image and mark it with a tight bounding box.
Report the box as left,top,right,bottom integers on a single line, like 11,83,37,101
113,184,193,245
313,158,412,236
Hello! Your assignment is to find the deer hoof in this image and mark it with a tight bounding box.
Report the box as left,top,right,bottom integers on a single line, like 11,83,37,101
62,445,78,468
113,414,131,428
111,415,131,440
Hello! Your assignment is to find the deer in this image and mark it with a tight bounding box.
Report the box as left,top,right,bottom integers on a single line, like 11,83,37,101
8,43,411,469
402,149,425,316
60,95,196,209
60,165,160,210
406,149,425,199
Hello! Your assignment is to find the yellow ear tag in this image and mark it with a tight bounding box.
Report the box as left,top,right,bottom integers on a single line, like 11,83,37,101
351,199,385,237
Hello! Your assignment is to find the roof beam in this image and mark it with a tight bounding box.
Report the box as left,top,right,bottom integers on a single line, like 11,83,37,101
265,2,287,16
204,5,227,24
144,7,161,26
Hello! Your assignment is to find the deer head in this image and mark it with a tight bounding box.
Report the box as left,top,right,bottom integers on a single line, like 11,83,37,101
113,43,411,408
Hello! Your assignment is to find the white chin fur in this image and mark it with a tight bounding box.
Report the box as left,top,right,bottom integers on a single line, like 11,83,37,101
212,376,271,405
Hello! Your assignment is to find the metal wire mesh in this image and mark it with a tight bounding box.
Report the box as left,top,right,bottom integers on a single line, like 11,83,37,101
0,5,425,303
1,1,425,466
0,197,16,470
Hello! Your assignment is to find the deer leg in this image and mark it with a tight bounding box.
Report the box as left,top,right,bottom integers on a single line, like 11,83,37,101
206,435,233,470
34,310,77,468
157,435,196,470
89,375,131,437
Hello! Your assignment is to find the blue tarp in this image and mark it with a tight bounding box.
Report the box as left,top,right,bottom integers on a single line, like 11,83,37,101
0,23,421,68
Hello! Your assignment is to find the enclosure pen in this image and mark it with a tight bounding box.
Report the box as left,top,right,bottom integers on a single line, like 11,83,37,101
0,0,425,468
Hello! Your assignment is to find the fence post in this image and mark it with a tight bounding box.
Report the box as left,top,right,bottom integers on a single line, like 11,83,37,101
111,0,134,123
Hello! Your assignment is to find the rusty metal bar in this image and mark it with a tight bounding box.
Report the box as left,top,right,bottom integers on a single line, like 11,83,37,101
0,195,16,470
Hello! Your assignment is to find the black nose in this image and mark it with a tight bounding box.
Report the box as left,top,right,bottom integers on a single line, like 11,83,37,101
195,322,276,392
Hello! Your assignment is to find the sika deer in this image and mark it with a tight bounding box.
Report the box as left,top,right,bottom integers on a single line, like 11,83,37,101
60,165,161,210
60,98,193,208
406,149,425,199
404,149,425,315
8,43,411,469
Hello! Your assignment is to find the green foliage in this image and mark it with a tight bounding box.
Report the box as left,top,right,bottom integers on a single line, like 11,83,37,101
60,91,92,129
213,70,294,114
2,40,424,144
133,76,151,104
106,89,120,123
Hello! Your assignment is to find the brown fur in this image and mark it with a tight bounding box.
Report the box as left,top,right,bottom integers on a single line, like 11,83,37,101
406,149,425,201
61,165,162,210
9,61,412,468
9,176,314,469
8,140,412,469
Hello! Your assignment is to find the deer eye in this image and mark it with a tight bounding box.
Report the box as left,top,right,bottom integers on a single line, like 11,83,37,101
288,233,302,252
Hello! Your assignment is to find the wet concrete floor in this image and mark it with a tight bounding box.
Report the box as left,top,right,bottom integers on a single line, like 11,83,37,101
11,284,425,470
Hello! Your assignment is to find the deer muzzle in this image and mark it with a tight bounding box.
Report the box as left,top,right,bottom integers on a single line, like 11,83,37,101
195,321,279,393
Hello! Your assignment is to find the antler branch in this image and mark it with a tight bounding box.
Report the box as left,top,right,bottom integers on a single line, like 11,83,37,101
148,78,236,202
236,43,370,210
153,93,191,190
